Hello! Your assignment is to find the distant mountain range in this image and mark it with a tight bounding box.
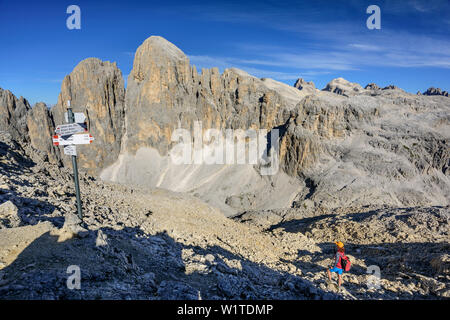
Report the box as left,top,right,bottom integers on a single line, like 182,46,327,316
1,36,449,216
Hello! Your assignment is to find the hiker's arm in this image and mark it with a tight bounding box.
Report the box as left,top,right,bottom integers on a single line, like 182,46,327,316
334,253,339,268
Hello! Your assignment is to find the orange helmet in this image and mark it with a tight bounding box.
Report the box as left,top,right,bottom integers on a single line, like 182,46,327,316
335,241,344,248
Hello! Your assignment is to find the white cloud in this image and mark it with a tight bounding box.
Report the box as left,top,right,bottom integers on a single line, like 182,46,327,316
348,44,383,51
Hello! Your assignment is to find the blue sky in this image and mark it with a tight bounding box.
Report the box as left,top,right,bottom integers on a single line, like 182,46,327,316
0,0,449,106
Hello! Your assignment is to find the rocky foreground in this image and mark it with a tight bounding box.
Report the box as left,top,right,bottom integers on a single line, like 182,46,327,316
0,131,448,300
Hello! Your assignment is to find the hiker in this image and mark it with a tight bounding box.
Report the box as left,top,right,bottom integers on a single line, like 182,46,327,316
327,241,349,289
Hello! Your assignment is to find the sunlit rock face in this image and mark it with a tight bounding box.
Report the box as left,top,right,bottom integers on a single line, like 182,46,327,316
322,77,365,97
5,36,448,215
0,87,30,143
26,102,61,164
50,58,126,175
123,36,303,157
103,36,450,213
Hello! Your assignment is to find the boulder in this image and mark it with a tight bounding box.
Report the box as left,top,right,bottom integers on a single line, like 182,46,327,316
53,212,88,240
430,254,450,275
382,84,400,90
0,200,21,228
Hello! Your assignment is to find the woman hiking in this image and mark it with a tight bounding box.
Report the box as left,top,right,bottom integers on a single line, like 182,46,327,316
327,241,346,289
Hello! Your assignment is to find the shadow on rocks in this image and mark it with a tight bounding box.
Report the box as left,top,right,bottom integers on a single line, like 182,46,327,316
267,214,335,233
290,241,449,300
0,223,338,300
0,188,63,228
0,141,35,177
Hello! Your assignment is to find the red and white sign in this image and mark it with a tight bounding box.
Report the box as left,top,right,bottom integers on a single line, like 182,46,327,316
53,134,94,146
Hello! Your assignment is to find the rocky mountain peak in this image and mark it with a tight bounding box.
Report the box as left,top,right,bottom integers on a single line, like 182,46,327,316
50,57,126,174
1,35,449,218
142,36,187,61
225,67,255,78
381,84,405,91
0,87,31,143
423,87,449,97
294,78,316,91
131,36,189,83
26,102,61,164
365,83,380,90
322,77,364,96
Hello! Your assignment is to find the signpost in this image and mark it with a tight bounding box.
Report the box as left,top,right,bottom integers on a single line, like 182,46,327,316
52,100,94,221
64,112,86,124
63,145,77,156
55,123,87,136
53,133,94,146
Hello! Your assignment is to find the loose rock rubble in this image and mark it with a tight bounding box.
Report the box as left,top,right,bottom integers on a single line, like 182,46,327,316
0,131,448,300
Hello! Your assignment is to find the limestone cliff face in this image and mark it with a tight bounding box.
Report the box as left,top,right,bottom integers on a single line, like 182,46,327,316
0,88,30,143
0,89,60,165
279,93,378,176
26,102,61,164
124,36,193,155
105,36,450,212
124,36,295,156
100,36,309,215
51,58,125,174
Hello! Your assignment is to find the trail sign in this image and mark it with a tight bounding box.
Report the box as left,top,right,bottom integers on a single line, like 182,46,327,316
55,123,87,136
64,145,77,156
64,112,86,123
52,101,93,221
52,135,59,146
53,133,94,146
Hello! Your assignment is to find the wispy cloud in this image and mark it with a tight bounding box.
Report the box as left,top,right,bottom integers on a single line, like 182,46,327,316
190,27,450,81
406,0,448,13
165,1,450,86
348,44,383,51
185,1,450,71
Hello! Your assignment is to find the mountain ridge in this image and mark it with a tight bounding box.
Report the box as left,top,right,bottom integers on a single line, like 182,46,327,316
0,35,449,216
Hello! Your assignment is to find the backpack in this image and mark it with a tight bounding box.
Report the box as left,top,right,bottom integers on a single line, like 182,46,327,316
340,253,351,272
